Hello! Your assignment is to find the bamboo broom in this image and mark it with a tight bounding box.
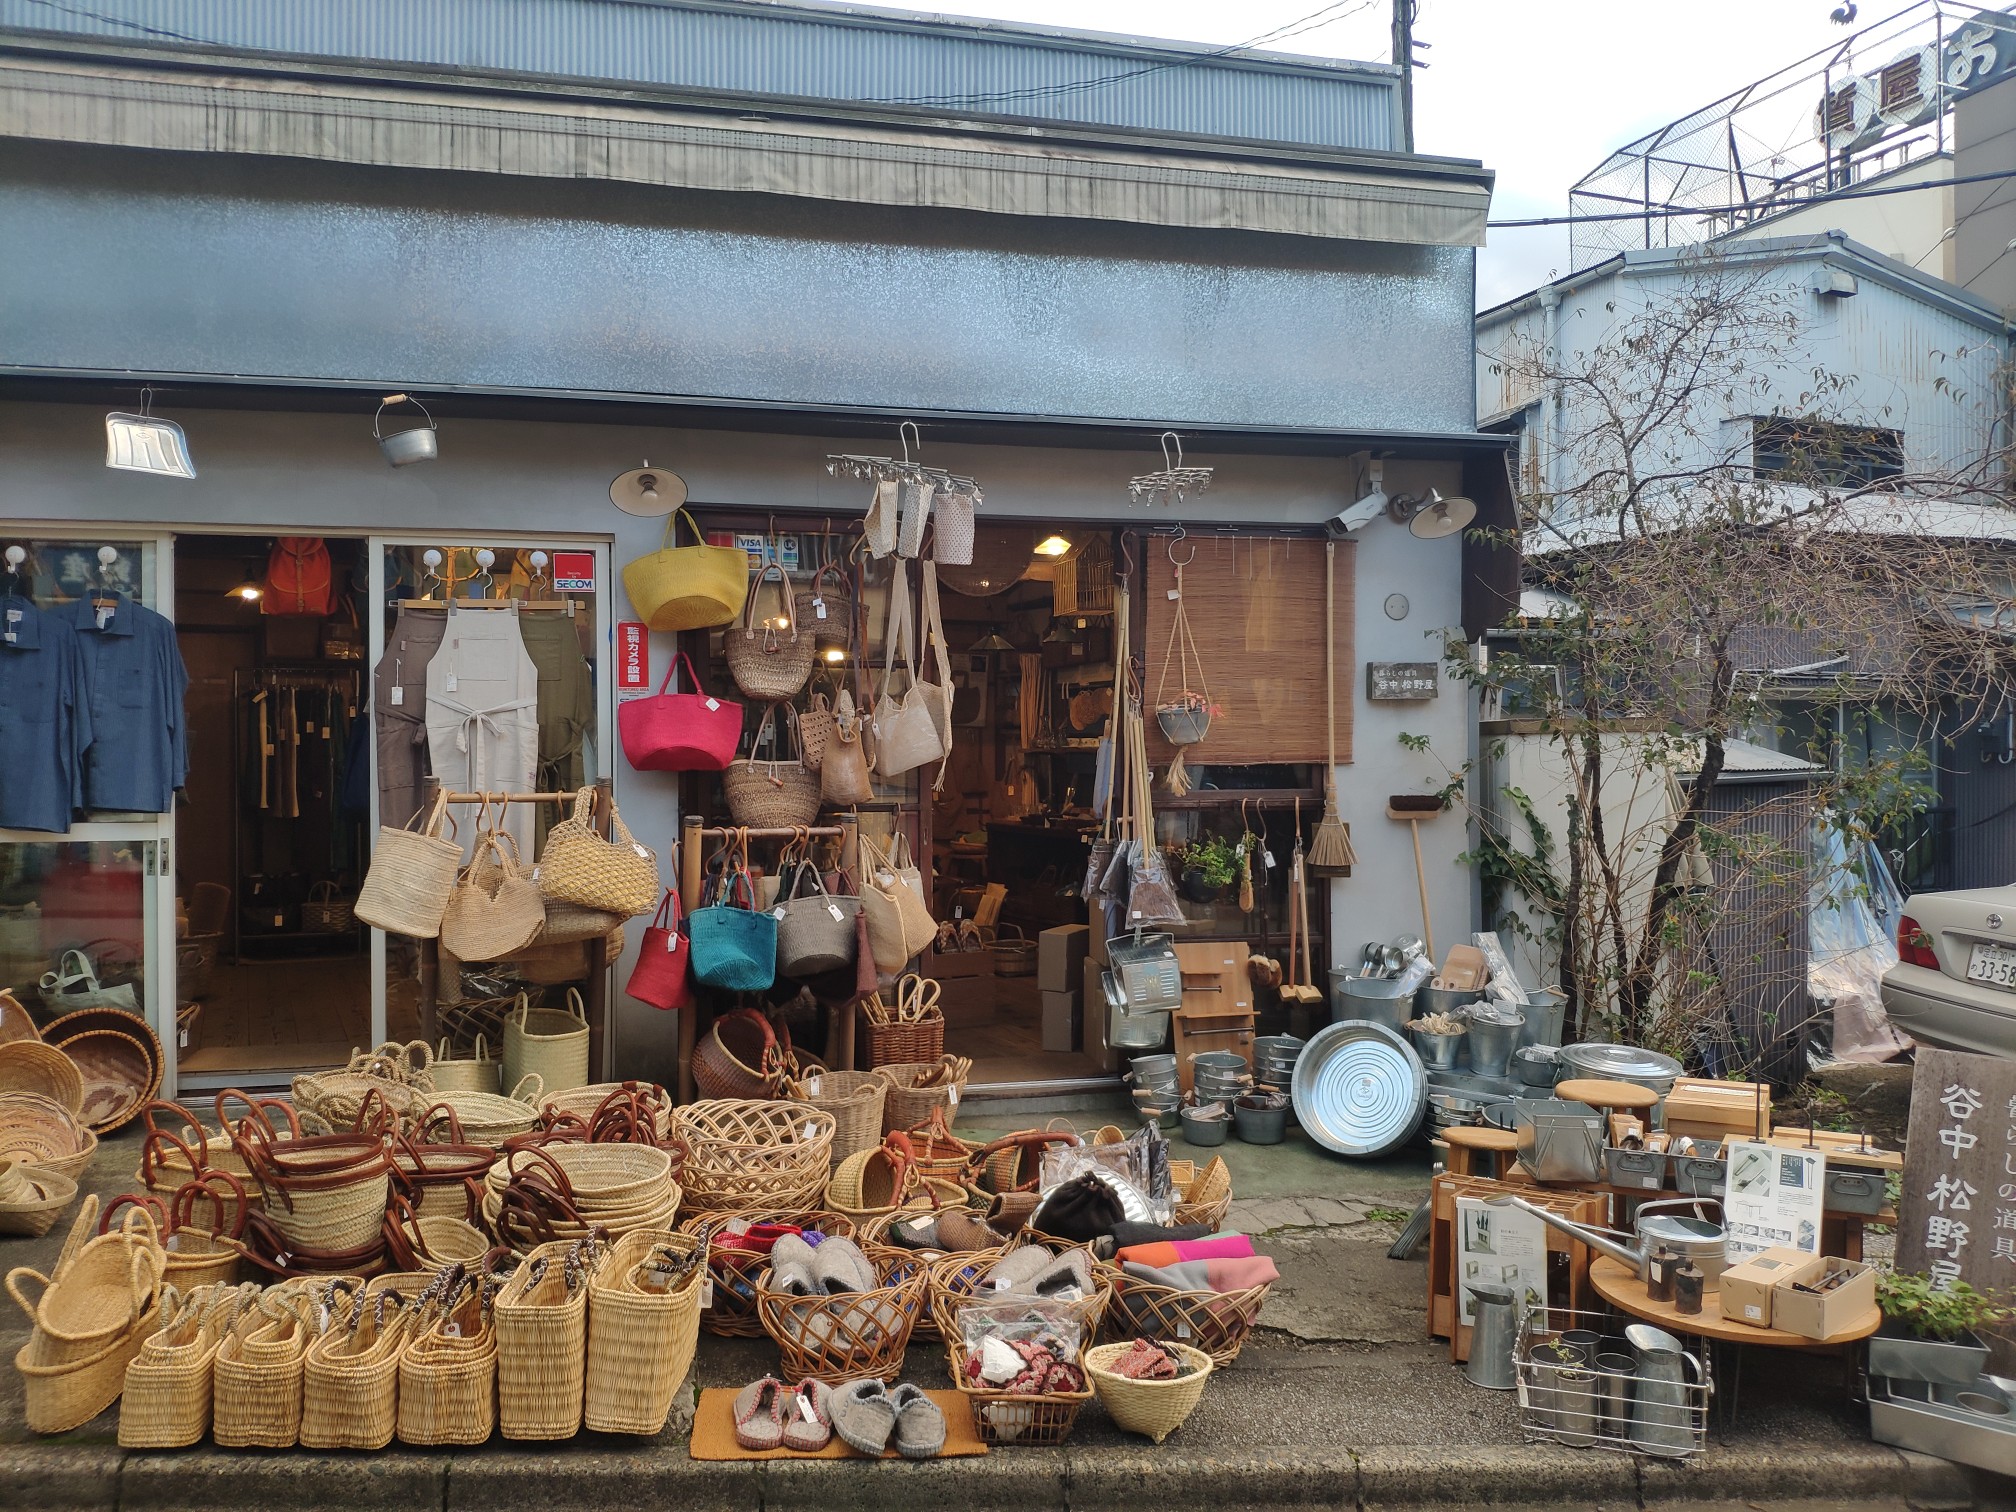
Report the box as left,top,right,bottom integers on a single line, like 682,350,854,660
1308,540,1359,872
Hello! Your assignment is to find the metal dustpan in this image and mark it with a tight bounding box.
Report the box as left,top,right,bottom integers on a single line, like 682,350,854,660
104,406,196,479
1107,930,1181,1015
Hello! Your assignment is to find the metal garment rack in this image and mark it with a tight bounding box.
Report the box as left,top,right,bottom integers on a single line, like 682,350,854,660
417,780,616,1082
675,815,860,1102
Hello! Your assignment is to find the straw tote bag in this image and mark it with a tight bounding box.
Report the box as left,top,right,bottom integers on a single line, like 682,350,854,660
537,787,660,918
625,890,692,1012
618,650,742,773
917,562,955,787
872,561,946,779
896,479,934,559
621,507,749,632
355,790,461,939
775,861,860,978
857,832,935,972
688,866,777,992
863,478,899,559
440,829,547,963
821,690,873,807
725,562,816,703
503,990,591,1096
933,484,978,566
798,690,836,774
722,703,821,830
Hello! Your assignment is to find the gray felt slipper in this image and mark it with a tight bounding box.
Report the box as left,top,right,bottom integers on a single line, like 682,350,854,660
889,1382,946,1459
732,1376,787,1451
769,1233,819,1295
832,1377,897,1456
780,1378,835,1452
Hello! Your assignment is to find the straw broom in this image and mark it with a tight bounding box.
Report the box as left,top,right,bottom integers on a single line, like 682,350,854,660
1307,540,1359,872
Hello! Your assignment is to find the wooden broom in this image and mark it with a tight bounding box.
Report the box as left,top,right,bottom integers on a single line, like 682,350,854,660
1308,540,1359,872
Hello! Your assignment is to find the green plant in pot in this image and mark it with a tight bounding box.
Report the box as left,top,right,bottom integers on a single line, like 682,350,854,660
1871,1271,2011,1388
1177,836,1241,905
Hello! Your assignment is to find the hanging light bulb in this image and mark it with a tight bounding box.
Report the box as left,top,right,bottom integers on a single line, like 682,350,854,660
225,574,263,603
1034,535,1072,558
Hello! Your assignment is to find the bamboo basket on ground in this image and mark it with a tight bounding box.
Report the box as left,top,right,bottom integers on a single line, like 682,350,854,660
16,1299,162,1435
1083,1340,1214,1443
102,1174,248,1290
1174,1155,1233,1230
584,1228,704,1434
0,1158,76,1238
754,1248,926,1385
879,1057,971,1134
135,1098,262,1209
397,1266,498,1447
677,1208,856,1338
118,1281,255,1449
210,1280,326,1448
948,1339,1092,1448
673,1099,834,1214
391,1127,494,1223
0,1091,98,1182
383,1194,490,1270
1100,1272,1272,1368
503,990,591,1098
430,1034,502,1095
495,1233,607,1440
300,1285,413,1449
233,1112,393,1256
8,1196,166,1363
826,1134,969,1224
784,1065,889,1167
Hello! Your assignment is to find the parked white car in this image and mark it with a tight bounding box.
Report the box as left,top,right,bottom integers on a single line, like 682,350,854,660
1881,885,2016,1056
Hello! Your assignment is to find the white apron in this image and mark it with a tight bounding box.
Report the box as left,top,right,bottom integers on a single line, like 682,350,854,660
425,603,540,862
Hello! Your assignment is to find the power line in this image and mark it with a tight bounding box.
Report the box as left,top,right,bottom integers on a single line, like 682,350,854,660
22,0,209,45
1487,166,2016,228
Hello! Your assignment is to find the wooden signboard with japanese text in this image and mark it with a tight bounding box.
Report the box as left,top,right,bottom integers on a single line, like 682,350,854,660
1896,1047,2016,1292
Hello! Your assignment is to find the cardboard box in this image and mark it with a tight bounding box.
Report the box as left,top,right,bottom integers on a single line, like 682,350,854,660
926,945,995,981
1719,1247,1809,1329
1664,1078,1772,1143
1039,925,1090,993
1770,1254,1877,1342
1041,989,1081,1053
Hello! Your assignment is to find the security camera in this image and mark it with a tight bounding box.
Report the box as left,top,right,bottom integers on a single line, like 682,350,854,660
1326,460,1390,536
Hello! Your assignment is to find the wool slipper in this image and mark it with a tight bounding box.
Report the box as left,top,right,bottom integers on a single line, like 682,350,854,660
732,1376,788,1451
780,1378,835,1452
888,1214,943,1251
769,1233,820,1295
933,1211,1005,1253
1027,1249,1094,1299
832,1378,898,1456
812,1236,877,1294
889,1382,947,1459
981,1243,1052,1293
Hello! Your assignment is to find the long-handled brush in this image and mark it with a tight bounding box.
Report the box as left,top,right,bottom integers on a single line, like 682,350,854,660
1387,794,1445,961
1308,540,1358,873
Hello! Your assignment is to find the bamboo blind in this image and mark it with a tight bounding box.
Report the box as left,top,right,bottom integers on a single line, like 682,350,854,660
1144,535,1353,767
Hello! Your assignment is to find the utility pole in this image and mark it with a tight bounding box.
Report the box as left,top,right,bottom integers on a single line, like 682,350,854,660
1391,0,1418,152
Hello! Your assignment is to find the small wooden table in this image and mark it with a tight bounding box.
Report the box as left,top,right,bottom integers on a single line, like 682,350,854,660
1588,1255,1881,1422
1556,1079,1660,1121
1440,1124,1521,1180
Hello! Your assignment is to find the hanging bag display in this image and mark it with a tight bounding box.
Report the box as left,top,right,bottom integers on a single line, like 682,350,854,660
896,479,934,559
625,889,693,1011
792,560,856,660
536,787,660,919
722,703,821,830
857,831,936,972
917,561,956,791
440,826,548,963
687,842,777,992
774,860,860,978
871,561,947,779
617,650,742,773
821,689,874,807
798,689,836,774
725,561,817,702
355,790,462,939
933,484,978,567
863,479,899,559
262,537,337,617
886,830,937,951
621,507,750,632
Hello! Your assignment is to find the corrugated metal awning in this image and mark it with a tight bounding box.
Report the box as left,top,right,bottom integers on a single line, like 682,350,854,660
0,57,1490,247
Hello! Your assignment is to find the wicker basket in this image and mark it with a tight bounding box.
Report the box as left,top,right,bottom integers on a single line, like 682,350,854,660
583,1228,704,1434
540,1081,678,1144
1083,1340,1214,1442
927,1241,1114,1342
118,1282,249,1449
755,1250,926,1385
726,566,818,702
420,1079,544,1150
355,788,463,938
722,704,822,829
902,1109,980,1182
0,1159,77,1238
211,1283,321,1448
482,1142,682,1246
503,990,591,1097
678,1209,857,1338
396,1270,498,1447
237,1122,393,1256
391,1134,494,1223
430,1034,502,1095
693,1007,792,1101
1101,1273,1272,1368
495,1234,607,1440
302,880,357,934
8,1197,164,1362
16,1294,160,1434
860,1003,946,1070
950,1346,1091,1447
299,1288,411,1449
1173,1154,1233,1229
880,1059,969,1135
673,1099,835,1214
0,1040,85,1115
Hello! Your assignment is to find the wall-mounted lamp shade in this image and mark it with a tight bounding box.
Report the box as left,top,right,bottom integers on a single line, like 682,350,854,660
1408,492,1477,540
610,461,687,516
1034,535,1072,557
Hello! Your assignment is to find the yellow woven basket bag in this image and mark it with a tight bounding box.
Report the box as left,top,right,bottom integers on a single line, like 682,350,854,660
621,508,750,632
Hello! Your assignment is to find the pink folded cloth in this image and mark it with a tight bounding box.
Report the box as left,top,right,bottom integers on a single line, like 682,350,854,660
1122,1254,1279,1294
1114,1234,1255,1268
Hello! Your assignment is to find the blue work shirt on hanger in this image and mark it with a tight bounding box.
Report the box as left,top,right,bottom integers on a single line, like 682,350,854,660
63,592,188,814
0,595,93,832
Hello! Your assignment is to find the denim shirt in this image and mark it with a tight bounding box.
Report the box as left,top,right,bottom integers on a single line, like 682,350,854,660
63,593,188,814
0,595,92,832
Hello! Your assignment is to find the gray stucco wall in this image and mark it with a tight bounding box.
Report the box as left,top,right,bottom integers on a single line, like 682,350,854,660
1,400,1478,1086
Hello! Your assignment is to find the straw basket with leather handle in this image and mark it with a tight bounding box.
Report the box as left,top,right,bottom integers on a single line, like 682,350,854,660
503,990,590,1096
723,702,821,830
441,832,547,963
621,506,749,632
692,1006,791,1101
354,789,461,938
537,787,660,918
964,1126,1084,1196
726,560,816,702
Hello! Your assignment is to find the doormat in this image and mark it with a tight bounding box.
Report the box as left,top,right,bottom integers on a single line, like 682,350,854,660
688,1387,989,1460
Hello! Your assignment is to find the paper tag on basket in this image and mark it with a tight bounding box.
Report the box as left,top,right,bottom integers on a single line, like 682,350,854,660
877,871,896,886
954,906,963,919
724,1218,750,1237
994,1277,1010,1291
634,843,651,859
813,598,828,620
827,903,845,922
389,685,404,706
1177,1321,1192,1338
774,906,788,920
947,1085,960,1106
701,1279,715,1309
806,1074,822,1097
1055,1285,1082,1303
802,1121,817,1140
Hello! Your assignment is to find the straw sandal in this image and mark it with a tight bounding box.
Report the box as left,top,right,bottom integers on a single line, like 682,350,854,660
733,1376,787,1451
890,1382,946,1459
780,1378,834,1452
832,1378,897,1455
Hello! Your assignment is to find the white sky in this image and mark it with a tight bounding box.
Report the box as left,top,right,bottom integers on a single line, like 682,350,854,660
906,0,1846,306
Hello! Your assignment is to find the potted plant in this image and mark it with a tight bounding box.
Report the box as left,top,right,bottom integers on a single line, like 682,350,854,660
1177,836,1240,904
1870,1271,2010,1387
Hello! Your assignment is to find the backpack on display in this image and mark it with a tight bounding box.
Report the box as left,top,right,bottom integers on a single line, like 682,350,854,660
263,537,337,616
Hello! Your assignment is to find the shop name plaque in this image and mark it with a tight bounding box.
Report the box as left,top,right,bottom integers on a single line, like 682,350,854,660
1897,1047,2016,1294
1366,662,1439,701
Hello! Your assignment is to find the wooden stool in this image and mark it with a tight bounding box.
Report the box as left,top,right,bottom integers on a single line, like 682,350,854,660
1441,1124,1520,1180
1555,1078,1659,1123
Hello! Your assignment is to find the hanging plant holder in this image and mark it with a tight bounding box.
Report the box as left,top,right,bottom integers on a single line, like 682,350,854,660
1152,538,1216,793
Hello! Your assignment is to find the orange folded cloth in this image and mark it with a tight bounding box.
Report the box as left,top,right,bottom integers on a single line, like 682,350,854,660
1114,1234,1255,1269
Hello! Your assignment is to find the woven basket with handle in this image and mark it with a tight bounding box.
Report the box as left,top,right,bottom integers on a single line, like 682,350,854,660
678,1208,858,1337
354,789,462,938
536,786,660,918
583,1228,704,1434
879,1057,970,1134
755,1248,926,1385
692,1007,791,1101
673,1099,834,1214
503,990,590,1097
785,1065,888,1167
496,1233,607,1440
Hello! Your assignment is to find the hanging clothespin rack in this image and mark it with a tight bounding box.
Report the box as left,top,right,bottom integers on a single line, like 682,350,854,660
826,420,984,504
1128,431,1214,507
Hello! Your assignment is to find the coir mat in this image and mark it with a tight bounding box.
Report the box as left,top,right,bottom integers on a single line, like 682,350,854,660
689,1387,989,1460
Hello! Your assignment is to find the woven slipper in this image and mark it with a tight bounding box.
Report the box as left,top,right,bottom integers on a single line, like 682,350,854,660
833,1378,897,1456
770,1233,819,1296
780,1378,835,1452
889,1382,946,1459
733,1376,788,1451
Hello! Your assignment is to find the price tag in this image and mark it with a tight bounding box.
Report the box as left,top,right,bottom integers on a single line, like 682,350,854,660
994,1277,1010,1291
1263,851,1276,870
701,1279,715,1309
634,843,651,859
954,906,964,919
813,597,828,620
1176,1321,1192,1338
706,698,720,711
390,685,404,706
806,1074,822,1097
947,1085,960,1106
827,903,845,922
774,906,788,921
798,1393,819,1424
802,1121,817,1140
445,673,458,693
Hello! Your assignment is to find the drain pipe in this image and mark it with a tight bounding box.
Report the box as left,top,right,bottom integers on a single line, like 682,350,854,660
1539,283,1564,508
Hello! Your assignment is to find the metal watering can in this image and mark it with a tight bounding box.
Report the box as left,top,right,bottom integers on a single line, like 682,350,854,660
1490,1195,1728,1292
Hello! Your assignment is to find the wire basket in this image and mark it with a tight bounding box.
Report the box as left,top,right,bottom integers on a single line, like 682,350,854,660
1514,1304,1711,1459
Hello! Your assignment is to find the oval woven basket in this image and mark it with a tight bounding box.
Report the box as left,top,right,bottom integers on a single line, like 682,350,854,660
676,1208,857,1338
428,1035,501,1096
1100,1273,1272,1368
0,1159,78,1238
0,989,38,1046
672,1100,835,1214
0,1041,84,1115
754,1250,926,1385
878,1058,969,1135
421,1080,544,1149
0,1092,98,1182
785,1067,889,1168
56,1028,157,1133
540,1081,677,1143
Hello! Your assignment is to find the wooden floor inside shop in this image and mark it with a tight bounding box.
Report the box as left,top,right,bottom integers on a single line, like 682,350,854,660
944,974,1107,1088
178,954,420,1074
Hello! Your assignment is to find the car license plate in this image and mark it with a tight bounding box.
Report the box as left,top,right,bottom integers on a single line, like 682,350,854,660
1967,941,2016,990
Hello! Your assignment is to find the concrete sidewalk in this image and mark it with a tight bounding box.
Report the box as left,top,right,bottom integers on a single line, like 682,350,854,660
0,1117,1993,1510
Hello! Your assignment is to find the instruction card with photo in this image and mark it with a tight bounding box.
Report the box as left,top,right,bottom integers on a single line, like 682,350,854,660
1722,1139,1825,1262
1454,1194,1546,1324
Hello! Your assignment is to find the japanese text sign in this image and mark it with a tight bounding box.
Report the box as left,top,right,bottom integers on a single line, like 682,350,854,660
1897,1047,2016,1291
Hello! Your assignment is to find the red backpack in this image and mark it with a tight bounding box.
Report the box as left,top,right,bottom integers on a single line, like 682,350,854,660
263,537,336,616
